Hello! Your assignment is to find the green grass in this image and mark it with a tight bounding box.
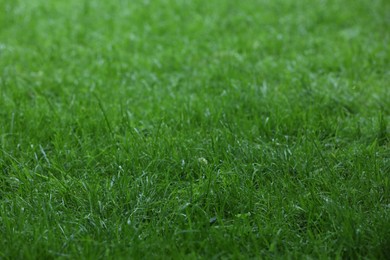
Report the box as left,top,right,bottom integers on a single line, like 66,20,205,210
0,0,389,258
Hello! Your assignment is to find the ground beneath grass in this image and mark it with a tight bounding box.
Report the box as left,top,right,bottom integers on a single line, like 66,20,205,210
0,0,389,258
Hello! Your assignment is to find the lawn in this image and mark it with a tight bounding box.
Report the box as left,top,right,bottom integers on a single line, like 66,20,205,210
0,0,389,258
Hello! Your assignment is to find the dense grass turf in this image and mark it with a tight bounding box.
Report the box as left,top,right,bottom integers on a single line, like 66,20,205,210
0,0,389,258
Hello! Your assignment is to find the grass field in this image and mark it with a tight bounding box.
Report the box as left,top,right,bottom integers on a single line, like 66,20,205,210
0,0,389,258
